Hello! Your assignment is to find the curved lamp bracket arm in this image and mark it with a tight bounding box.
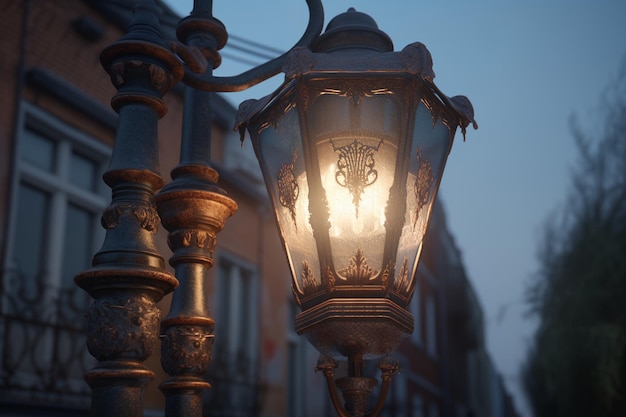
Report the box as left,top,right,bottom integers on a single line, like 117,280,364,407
178,0,324,93
316,355,353,417
366,357,401,417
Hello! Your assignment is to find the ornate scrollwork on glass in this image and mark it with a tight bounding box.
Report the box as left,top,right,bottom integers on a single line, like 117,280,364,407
337,249,379,284
298,261,338,298
393,258,409,293
277,151,300,229
413,148,433,229
301,260,318,294
331,139,383,218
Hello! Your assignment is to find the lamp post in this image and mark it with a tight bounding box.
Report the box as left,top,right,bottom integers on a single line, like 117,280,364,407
75,1,475,417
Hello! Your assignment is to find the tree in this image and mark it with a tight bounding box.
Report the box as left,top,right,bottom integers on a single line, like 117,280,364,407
522,60,626,417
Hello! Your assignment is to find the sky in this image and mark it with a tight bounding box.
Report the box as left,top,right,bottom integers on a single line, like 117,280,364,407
163,1,626,415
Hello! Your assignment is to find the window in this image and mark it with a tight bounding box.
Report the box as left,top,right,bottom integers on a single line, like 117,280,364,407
425,293,438,357
7,111,109,302
215,256,259,371
222,126,263,183
2,104,110,401
428,402,440,417
287,300,306,417
383,363,408,416
412,395,424,417
410,279,421,345
208,254,260,415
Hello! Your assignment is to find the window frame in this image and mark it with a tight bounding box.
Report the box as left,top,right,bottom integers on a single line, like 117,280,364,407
213,251,260,378
0,102,111,402
410,274,422,346
208,251,261,414
287,299,307,417
4,103,110,299
412,394,424,417
425,293,438,358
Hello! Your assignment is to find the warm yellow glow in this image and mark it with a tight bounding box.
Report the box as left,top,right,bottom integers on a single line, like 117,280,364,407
315,135,397,271
294,174,314,235
320,162,388,237
320,154,390,239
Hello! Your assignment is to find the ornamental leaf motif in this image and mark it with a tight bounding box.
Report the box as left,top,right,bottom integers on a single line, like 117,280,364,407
168,230,216,252
331,139,383,218
301,260,318,295
322,265,336,293
101,203,160,233
393,258,410,293
337,249,379,284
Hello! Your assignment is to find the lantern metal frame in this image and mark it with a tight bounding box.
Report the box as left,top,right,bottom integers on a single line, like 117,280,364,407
235,9,475,416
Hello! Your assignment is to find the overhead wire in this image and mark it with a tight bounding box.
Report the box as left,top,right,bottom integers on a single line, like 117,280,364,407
219,51,267,68
219,33,286,68
228,33,284,55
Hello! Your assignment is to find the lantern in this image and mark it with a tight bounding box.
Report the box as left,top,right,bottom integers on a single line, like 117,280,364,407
236,8,476,416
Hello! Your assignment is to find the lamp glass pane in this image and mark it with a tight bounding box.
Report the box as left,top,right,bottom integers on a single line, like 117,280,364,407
252,104,320,295
306,92,402,282
394,102,453,297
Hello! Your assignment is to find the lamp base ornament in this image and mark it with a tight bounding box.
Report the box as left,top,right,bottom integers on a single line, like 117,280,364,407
316,354,400,417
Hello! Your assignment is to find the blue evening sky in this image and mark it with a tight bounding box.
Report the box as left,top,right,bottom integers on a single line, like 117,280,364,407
163,1,626,415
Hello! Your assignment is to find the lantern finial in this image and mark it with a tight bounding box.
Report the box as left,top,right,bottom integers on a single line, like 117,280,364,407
313,8,393,52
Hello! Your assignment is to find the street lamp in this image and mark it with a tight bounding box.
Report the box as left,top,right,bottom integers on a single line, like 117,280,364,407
236,8,475,417
75,1,475,417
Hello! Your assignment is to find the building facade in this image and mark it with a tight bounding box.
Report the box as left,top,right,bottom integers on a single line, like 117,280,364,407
0,2,519,417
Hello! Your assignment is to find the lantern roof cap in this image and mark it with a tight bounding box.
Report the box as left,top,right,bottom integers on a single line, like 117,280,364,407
312,8,394,53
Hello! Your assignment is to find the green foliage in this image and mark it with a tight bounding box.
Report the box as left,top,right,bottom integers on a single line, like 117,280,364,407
523,61,626,417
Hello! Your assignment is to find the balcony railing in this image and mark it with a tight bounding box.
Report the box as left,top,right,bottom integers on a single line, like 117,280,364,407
0,268,93,409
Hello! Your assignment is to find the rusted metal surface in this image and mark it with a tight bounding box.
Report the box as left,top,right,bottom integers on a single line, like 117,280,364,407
74,0,322,415
74,1,182,416
155,3,237,416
